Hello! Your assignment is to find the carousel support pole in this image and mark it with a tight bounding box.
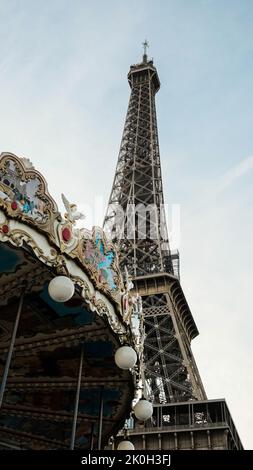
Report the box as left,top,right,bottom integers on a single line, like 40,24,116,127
90,421,95,450
70,344,84,450
0,290,25,409
98,386,104,450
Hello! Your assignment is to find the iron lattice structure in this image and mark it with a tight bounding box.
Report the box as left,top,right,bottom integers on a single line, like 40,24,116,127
104,54,173,277
104,53,206,404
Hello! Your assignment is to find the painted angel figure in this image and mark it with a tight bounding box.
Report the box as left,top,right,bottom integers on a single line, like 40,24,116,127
122,267,135,323
61,193,85,225
124,266,134,292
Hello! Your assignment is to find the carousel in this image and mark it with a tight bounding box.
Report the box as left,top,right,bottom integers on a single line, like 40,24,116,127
0,152,148,450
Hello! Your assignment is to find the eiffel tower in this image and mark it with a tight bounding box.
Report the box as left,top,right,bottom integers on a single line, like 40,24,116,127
104,44,243,450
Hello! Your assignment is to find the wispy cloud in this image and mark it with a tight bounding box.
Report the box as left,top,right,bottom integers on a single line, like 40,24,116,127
216,154,253,194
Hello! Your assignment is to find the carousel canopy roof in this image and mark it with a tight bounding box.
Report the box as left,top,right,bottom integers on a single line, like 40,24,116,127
0,152,135,450
0,151,124,308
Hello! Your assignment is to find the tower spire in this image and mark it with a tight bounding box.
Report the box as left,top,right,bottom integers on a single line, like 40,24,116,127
142,39,149,63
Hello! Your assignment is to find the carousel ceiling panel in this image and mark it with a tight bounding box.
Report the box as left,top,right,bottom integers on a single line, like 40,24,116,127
39,286,94,326
0,244,21,273
1,341,117,378
0,243,50,308
0,243,38,281
0,279,97,343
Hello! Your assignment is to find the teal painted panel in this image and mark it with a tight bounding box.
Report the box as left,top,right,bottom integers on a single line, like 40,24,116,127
0,244,21,273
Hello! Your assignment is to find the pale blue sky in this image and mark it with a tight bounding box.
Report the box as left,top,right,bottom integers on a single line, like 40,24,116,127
0,0,252,448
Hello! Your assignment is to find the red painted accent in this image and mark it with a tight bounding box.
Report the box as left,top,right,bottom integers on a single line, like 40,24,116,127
62,227,71,242
11,201,18,210
2,224,9,234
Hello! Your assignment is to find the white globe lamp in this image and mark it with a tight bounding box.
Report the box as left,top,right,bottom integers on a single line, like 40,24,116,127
134,399,153,421
117,440,135,450
48,276,75,303
115,346,137,370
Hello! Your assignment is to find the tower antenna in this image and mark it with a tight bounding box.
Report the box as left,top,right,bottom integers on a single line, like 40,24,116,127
142,39,149,63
